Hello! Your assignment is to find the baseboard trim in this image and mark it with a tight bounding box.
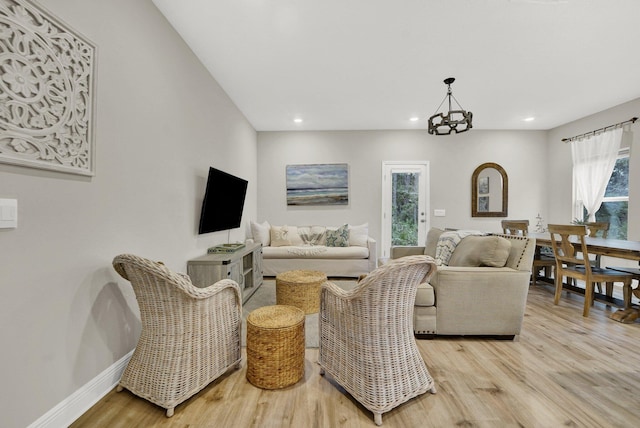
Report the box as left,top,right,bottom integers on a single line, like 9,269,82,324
28,350,133,428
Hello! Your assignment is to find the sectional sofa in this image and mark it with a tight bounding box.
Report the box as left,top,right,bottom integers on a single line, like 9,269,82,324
391,228,536,339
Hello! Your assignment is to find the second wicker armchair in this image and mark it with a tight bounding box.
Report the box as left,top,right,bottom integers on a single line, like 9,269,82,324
112,254,242,417
318,255,438,426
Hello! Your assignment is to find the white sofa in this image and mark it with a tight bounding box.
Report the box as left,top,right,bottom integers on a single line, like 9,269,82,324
391,229,536,339
247,222,377,277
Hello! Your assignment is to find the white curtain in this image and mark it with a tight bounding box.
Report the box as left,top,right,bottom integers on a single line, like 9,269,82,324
571,127,622,221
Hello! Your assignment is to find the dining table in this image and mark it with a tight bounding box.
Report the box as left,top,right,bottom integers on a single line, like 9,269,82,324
528,232,640,321
529,232,640,262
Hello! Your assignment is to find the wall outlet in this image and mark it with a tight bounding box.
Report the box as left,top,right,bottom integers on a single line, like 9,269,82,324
434,209,446,217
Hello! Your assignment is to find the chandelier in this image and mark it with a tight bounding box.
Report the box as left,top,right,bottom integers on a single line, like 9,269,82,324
428,77,473,135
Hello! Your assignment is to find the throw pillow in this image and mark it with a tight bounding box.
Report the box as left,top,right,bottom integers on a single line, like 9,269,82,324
348,223,369,247
270,226,290,247
448,236,512,267
271,225,304,246
424,227,444,257
250,220,271,246
299,226,326,246
434,230,484,266
326,224,350,247
287,226,305,246
270,225,291,247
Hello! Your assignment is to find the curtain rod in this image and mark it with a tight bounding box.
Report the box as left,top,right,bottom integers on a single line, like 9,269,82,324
562,117,638,142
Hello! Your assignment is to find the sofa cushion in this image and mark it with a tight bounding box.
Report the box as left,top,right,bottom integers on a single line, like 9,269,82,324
348,223,369,247
434,230,485,265
326,224,349,247
448,235,511,267
270,225,304,247
263,245,369,259
492,233,535,271
424,227,444,257
250,220,271,246
415,282,435,307
298,226,326,246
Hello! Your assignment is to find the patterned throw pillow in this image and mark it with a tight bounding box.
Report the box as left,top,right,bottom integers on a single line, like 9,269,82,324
326,224,350,247
299,226,326,246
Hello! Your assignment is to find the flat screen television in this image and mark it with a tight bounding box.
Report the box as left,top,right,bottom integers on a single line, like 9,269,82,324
198,167,248,234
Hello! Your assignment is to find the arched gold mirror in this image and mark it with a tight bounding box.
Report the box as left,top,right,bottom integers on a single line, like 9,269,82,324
471,162,508,217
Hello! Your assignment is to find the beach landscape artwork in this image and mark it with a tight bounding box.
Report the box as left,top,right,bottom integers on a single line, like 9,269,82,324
286,163,349,206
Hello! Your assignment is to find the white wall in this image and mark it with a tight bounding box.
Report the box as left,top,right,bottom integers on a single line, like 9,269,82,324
546,98,640,240
4,2,636,424
257,129,548,256
0,1,256,426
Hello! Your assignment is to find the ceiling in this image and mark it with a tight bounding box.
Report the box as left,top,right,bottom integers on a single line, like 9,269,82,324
152,0,640,132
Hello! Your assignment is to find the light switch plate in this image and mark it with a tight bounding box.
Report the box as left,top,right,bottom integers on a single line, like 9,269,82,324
0,199,17,229
434,209,446,217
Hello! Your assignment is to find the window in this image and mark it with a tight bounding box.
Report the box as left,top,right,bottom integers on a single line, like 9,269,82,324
576,149,629,239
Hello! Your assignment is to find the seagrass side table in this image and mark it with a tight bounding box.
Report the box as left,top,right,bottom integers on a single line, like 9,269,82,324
246,305,305,389
275,270,327,314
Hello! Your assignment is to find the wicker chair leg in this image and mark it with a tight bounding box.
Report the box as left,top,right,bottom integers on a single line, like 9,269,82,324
115,385,123,393
319,367,325,375
430,385,437,394
374,412,383,426
166,408,174,418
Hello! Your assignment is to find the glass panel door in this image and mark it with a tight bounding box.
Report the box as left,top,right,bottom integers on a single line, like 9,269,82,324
381,162,429,258
392,171,421,246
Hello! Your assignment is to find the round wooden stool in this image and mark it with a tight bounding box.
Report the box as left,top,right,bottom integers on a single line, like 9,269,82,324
246,305,305,389
275,270,327,314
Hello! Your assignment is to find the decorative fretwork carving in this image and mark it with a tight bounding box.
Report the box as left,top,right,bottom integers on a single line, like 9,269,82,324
0,0,96,175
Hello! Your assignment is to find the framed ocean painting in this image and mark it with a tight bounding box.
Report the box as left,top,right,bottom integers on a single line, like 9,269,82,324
286,163,349,206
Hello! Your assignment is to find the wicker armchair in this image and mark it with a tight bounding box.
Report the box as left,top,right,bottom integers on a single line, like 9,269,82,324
112,254,242,417
318,255,437,426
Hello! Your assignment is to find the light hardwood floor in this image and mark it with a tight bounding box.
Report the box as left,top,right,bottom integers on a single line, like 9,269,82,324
71,285,640,427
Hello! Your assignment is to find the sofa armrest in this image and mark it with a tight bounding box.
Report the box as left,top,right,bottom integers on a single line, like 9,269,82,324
367,237,378,271
430,266,530,336
390,246,425,259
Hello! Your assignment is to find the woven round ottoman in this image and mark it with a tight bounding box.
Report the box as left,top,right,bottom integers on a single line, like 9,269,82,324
246,305,305,389
275,270,327,314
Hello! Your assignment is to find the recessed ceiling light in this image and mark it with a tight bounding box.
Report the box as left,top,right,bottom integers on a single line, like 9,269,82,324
409,117,419,122
524,117,535,122
294,118,303,123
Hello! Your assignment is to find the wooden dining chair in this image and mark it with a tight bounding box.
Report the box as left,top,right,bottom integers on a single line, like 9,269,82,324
580,222,610,292
501,219,555,286
501,220,529,236
585,221,610,238
547,224,634,318
606,264,640,322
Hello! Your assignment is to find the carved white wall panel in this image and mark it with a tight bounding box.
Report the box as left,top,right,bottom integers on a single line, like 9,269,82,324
0,0,96,176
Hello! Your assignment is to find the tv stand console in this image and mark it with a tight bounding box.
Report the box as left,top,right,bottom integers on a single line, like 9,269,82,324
187,242,263,303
